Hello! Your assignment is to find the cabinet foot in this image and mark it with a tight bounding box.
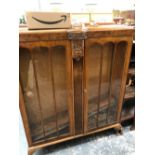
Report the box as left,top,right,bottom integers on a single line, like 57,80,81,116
130,125,135,130
114,124,123,135
130,117,135,130
28,148,36,155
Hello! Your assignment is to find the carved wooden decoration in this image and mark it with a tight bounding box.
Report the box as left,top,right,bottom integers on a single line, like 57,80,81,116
67,31,87,61
71,40,84,61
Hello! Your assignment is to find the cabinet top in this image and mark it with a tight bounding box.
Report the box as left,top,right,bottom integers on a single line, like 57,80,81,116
19,25,134,42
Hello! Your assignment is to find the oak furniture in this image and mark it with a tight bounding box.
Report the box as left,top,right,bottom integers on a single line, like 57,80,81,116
19,25,134,155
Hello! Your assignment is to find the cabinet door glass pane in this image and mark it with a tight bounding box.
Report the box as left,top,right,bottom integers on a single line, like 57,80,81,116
20,45,71,143
86,43,114,130
107,42,127,124
98,43,114,127
32,47,58,140
87,44,102,130
86,41,127,131
20,48,45,142
52,46,70,137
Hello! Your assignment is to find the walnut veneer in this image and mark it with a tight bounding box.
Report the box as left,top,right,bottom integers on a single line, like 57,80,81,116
19,25,134,155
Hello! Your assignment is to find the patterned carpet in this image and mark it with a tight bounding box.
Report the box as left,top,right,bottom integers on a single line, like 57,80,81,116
19,115,135,155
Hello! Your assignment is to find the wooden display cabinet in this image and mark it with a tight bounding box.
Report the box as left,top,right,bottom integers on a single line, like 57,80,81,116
19,26,134,155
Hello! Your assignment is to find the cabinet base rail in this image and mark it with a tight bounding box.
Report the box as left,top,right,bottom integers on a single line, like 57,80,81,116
28,123,122,155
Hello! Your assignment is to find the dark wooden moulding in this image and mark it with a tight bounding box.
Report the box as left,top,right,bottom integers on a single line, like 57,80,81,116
19,26,134,155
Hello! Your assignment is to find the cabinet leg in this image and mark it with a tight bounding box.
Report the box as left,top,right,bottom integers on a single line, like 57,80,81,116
114,124,123,135
130,116,135,130
130,125,135,130
28,148,36,155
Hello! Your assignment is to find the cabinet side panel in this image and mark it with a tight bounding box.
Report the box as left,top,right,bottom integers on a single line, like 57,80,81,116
19,83,32,146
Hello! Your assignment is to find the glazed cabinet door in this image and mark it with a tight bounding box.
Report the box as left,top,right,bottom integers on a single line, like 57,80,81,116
84,38,130,132
19,41,74,144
